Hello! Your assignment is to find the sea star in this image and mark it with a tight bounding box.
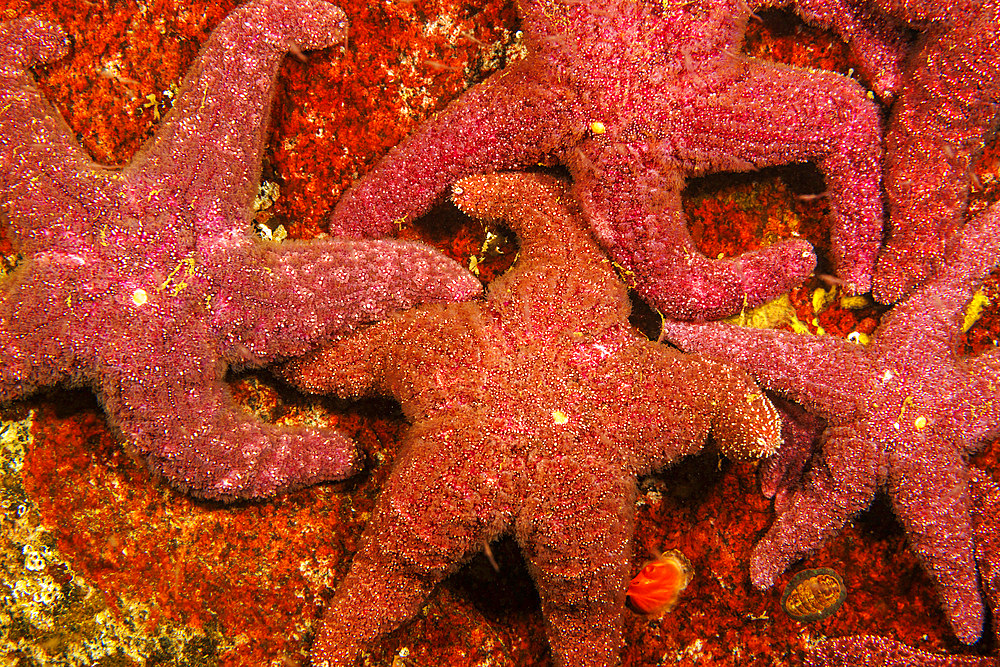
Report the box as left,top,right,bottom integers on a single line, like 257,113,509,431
661,203,1000,643
805,635,990,666
285,172,782,665
327,0,885,321
0,0,481,500
762,0,1000,303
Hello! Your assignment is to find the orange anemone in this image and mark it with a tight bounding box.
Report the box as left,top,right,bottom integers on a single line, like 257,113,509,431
625,549,693,616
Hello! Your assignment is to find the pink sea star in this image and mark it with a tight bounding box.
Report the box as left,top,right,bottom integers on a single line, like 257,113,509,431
661,203,1000,643
0,0,480,500
763,0,1000,303
328,0,885,321
285,172,782,665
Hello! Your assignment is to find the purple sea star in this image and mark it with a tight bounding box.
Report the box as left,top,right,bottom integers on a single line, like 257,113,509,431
0,0,480,500
762,0,1000,303
805,635,991,666
661,203,1000,643
327,0,885,321
284,172,783,665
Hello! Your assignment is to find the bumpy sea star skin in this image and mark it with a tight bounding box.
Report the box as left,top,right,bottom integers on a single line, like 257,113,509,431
753,0,909,99
327,0,885,321
285,172,782,665
805,635,990,666
661,203,1000,643
772,0,1000,303
0,0,481,500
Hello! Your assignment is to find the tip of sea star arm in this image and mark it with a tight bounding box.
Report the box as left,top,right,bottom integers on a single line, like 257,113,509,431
0,18,67,72
113,376,362,501
124,0,348,228
709,371,783,460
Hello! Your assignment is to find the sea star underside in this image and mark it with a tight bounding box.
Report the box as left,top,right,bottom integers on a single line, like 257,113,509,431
285,172,782,665
0,0,480,500
328,0,885,321
662,204,1000,643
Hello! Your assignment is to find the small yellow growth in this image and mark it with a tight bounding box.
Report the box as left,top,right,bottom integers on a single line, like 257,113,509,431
840,294,870,310
552,410,569,425
589,121,606,135
897,395,915,422
727,294,811,335
811,287,836,315
914,415,927,430
469,255,480,275
159,256,196,297
962,288,991,332
132,288,148,307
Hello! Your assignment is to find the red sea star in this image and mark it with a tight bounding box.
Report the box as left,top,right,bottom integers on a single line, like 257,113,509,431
0,0,480,500
661,203,1000,643
327,0,885,321
285,172,782,665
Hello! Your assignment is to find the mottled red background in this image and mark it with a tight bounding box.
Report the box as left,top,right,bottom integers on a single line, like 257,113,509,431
1,1,998,665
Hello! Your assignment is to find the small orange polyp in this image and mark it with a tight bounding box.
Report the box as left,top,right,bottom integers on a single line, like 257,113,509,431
626,549,693,615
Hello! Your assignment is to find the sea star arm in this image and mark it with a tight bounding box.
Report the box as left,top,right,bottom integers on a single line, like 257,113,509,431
963,349,1000,449
0,260,80,398
309,415,522,667
599,340,781,473
752,0,908,98
872,5,1000,302
750,424,879,587
515,454,635,666
329,60,569,237
101,323,361,500
875,203,1000,360
571,142,818,320
680,58,885,296
888,437,983,643
0,18,114,252
660,320,873,420
207,237,480,365
122,0,349,238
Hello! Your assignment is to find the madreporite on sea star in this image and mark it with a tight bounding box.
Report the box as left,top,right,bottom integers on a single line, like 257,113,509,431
0,0,480,500
663,203,1000,643
329,0,884,320
286,171,782,665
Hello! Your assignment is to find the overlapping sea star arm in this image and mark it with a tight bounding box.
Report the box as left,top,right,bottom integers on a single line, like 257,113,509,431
0,18,114,251
681,59,884,296
750,425,878,587
101,328,361,500
571,143,817,321
805,634,990,666
872,2,1000,302
309,416,524,666
875,203,1000,359
753,0,908,98
599,340,781,473
206,237,480,365
888,439,983,643
661,320,873,420
329,60,571,237
123,0,349,235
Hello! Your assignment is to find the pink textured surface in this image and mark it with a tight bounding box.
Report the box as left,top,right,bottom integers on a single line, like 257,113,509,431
329,0,886,320
663,204,1000,645
0,0,480,500
287,173,782,665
